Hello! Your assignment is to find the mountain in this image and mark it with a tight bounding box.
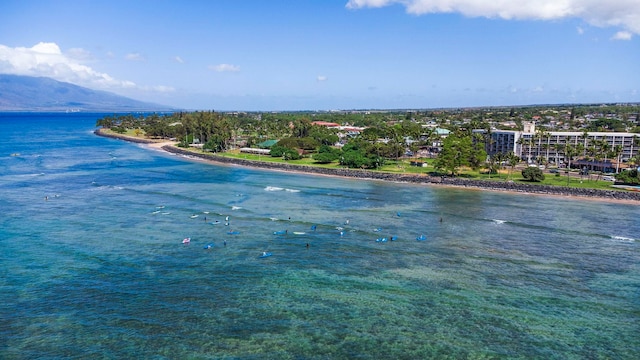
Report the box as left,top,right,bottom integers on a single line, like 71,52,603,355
0,74,175,112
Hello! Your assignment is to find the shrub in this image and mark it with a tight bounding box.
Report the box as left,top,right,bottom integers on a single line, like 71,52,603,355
616,169,640,184
522,166,545,182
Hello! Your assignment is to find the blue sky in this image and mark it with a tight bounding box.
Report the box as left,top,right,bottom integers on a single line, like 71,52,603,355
0,0,638,111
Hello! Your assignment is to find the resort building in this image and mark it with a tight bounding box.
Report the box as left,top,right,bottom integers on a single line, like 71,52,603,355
475,122,640,172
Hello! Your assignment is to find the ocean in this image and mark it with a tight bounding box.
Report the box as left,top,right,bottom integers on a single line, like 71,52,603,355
1,113,638,359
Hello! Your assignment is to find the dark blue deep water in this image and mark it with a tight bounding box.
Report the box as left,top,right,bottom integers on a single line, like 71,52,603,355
1,113,638,359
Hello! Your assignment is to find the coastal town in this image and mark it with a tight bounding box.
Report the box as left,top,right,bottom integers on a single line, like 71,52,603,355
96,103,640,200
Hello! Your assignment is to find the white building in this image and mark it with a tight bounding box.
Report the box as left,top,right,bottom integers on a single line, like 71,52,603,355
475,122,640,171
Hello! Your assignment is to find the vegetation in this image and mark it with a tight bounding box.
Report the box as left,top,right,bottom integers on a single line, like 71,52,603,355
616,168,640,185
95,103,640,192
521,167,545,182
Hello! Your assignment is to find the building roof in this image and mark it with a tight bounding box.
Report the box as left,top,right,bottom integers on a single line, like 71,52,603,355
257,139,278,148
312,121,340,127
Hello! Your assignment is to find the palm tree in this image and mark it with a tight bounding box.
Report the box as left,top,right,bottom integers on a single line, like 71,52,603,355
553,143,565,168
535,129,545,162
630,135,640,161
599,139,611,172
565,144,579,185
516,136,533,164
541,143,551,164
580,129,590,157
506,151,519,180
495,151,505,170
612,144,624,174
543,131,552,163
628,155,639,170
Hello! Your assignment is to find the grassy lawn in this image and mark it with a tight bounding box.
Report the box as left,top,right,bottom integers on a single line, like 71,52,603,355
101,128,147,138
205,151,621,190
461,168,617,190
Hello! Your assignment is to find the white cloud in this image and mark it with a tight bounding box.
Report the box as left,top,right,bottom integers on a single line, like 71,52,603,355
576,26,584,34
209,63,240,72
173,56,184,63
0,42,135,89
611,30,632,40
125,52,145,61
0,42,170,94
346,0,640,35
317,75,328,82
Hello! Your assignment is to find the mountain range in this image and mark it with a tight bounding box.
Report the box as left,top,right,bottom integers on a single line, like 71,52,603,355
0,74,175,112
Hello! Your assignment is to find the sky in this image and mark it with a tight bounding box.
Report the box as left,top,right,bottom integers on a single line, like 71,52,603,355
0,0,638,111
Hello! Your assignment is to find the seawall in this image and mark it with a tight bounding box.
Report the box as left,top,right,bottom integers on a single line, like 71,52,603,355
161,144,640,202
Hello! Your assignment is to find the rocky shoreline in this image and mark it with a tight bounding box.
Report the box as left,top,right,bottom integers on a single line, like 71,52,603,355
95,129,640,202
162,145,640,202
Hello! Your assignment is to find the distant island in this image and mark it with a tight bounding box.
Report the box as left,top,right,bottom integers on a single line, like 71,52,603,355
0,74,174,112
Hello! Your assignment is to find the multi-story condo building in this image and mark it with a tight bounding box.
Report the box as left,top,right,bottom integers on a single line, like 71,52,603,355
475,122,640,172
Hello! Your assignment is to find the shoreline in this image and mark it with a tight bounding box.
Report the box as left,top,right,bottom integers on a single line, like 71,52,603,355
94,128,640,203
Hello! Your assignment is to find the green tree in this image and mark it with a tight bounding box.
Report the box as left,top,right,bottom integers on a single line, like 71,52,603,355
309,125,339,146
312,145,340,164
506,151,520,180
340,141,380,169
269,145,288,157
468,134,488,171
433,134,473,176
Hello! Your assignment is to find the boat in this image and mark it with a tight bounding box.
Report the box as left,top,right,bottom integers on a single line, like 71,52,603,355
293,231,305,235
416,235,427,241
227,230,240,235
182,237,191,244
273,230,287,235
203,243,214,249
259,252,272,258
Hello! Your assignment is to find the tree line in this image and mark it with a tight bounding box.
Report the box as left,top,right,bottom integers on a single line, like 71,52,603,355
96,109,640,183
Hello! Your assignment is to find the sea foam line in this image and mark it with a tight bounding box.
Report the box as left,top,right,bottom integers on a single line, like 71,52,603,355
610,235,635,242
265,186,300,193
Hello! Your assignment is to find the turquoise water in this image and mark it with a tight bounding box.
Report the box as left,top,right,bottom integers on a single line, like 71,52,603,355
1,113,638,359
